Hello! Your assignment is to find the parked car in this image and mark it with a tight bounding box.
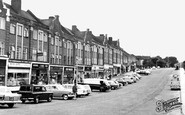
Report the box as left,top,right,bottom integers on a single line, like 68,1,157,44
114,81,122,88
133,73,142,79
113,78,127,86
137,69,151,75
107,80,119,90
78,83,92,96
83,79,111,92
122,75,134,84
170,74,181,90
45,84,74,100
18,84,53,104
0,86,21,108
63,84,88,97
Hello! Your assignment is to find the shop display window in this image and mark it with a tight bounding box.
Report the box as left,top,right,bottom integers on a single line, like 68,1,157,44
0,67,5,86
7,73,29,86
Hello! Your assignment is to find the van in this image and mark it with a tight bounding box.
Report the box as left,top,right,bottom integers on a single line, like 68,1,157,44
83,79,111,92
170,74,180,90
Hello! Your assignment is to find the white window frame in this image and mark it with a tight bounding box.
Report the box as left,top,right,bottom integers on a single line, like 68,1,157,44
38,30,44,52
24,28,29,37
0,17,5,30
10,23,16,34
33,29,38,40
17,25,23,36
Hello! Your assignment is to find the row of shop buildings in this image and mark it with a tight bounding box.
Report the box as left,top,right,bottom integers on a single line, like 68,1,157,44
0,0,137,90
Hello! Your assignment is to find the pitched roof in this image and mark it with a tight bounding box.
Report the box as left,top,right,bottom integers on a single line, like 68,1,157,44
4,3,36,22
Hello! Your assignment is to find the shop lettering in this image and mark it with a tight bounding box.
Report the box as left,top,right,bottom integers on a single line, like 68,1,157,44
9,62,30,68
65,68,74,71
156,97,182,113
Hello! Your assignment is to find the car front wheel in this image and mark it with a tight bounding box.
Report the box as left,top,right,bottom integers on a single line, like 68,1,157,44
7,103,14,108
47,96,52,102
34,97,39,104
21,100,26,103
63,94,68,100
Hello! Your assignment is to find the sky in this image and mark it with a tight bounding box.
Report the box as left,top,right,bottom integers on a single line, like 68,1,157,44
6,0,185,62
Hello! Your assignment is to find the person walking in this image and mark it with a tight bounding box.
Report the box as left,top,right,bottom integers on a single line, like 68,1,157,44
72,83,78,100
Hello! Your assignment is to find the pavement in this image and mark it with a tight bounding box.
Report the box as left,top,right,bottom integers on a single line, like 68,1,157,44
180,68,185,115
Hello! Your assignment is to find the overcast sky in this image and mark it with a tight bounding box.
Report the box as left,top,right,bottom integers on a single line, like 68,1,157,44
6,0,185,62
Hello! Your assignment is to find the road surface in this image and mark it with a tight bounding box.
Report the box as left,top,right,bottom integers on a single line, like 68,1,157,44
0,68,181,115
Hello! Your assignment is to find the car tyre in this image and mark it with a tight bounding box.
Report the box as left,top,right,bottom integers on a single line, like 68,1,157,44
111,87,115,90
7,103,14,108
63,94,68,100
21,100,26,103
34,97,39,104
47,95,52,102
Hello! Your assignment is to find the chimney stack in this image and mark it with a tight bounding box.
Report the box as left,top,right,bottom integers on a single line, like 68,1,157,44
11,0,21,13
72,25,77,32
109,37,112,42
55,15,59,20
49,16,54,20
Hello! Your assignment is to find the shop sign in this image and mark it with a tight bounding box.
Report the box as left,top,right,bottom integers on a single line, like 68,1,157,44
85,67,91,71
32,64,48,68
50,67,63,70
9,62,30,68
77,67,83,71
64,67,74,72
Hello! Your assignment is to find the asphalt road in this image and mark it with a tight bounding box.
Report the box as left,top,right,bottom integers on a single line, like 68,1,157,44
0,68,181,115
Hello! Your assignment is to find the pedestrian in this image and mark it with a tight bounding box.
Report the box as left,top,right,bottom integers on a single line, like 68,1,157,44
72,83,78,100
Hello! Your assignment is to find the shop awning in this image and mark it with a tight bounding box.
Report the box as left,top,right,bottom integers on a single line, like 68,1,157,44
8,69,30,73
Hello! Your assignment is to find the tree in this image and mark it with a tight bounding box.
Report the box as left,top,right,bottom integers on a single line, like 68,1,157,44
157,59,166,68
143,59,154,68
164,56,178,67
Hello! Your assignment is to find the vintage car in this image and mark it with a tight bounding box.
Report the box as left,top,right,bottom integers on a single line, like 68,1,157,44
63,84,88,97
122,75,135,84
113,78,127,86
83,79,111,92
170,74,181,90
18,84,53,104
77,83,92,96
107,80,119,90
0,86,21,108
45,84,74,100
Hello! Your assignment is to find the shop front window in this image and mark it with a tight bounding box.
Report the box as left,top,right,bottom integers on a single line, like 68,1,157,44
7,73,29,86
0,67,5,86
63,67,74,84
31,65,48,85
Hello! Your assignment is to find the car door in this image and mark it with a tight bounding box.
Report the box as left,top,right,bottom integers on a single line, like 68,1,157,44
52,86,62,97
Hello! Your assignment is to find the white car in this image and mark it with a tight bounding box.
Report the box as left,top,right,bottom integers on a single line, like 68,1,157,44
170,74,180,90
0,86,21,108
45,84,75,100
63,84,88,97
80,84,91,96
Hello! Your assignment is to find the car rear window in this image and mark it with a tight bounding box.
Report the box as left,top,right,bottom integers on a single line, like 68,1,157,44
20,86,32,91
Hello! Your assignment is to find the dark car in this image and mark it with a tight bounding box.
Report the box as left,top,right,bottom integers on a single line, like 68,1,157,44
18,84,53,104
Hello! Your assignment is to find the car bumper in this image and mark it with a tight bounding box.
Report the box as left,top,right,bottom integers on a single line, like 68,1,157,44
0,100,21,104
170,85,180,89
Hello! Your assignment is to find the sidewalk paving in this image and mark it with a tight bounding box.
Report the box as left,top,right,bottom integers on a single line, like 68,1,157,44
180,68,185,115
